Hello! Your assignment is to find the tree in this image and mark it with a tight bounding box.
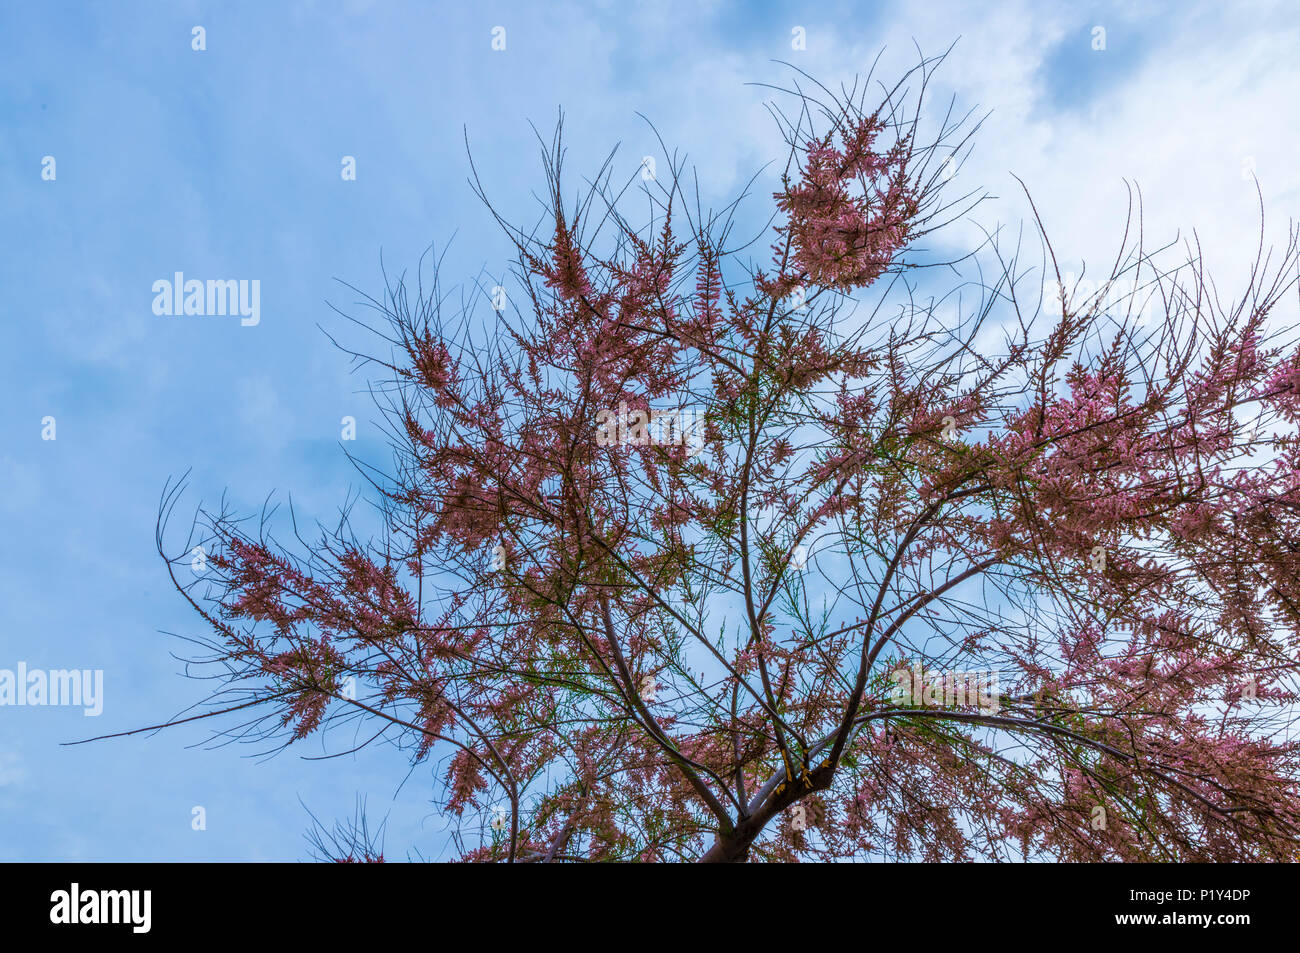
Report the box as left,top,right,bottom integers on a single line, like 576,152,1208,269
149,57,1300,862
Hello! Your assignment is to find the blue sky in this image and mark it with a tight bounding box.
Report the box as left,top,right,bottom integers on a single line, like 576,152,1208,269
2,0,1297,860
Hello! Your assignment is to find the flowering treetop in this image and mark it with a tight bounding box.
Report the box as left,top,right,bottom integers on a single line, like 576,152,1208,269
146,58,1300,862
